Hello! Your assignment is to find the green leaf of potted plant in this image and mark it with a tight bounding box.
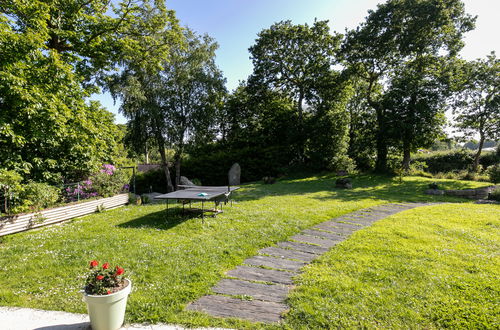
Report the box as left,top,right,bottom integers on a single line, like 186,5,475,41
82,260,131,330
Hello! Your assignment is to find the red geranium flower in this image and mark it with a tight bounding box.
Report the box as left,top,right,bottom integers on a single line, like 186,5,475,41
102,262,109,270
107,290,111,295
90,260,98,268
96,275,104,281
115,267,124,276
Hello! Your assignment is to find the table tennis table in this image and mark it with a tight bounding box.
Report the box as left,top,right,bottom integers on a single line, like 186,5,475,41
154,185,240,220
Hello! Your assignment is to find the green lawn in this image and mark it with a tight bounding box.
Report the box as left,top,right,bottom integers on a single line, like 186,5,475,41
0,174,497,329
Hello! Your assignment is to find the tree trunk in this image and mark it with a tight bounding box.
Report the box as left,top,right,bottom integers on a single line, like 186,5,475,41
158,146,173,192
374,109,388,173
174,146,183,190
402,139,411,171
297,91,304,162
472,133,485,172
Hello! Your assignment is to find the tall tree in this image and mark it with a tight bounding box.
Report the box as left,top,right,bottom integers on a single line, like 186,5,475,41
248,20,342,160
160,29,226,187
116,28,225,190
382,56,449,170
453,53,500,171
343,0,475,172
0,0,181,181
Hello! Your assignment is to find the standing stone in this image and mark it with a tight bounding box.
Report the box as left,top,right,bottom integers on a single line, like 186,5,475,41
228,163,241,185
180,176,195,186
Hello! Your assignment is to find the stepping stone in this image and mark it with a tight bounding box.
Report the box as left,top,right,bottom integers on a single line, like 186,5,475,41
187,295,287,323
212,278,288,303
324,221,362,229
301,229,343,240
277,241,329,255
227,265,295,285
290,234,342,248
244,255,305,272
259,246,317,262
312,223,356,235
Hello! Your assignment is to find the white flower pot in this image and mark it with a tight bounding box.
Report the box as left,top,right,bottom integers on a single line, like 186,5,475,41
83,279,132,330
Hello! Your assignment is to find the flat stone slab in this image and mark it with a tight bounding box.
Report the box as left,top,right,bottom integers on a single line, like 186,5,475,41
212,278,288,303
244,255,305,272
312,223,357,235
290,234,342,248
187,295,287,323
259,246,317,262
227,266,295,285
301,229,344,240
277,241,329,255
324,221,362,229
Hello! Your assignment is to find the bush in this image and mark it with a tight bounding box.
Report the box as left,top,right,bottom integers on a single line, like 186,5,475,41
412,150,499,174
487,164,500,184
19,181,61,212
90,165,130,197
135,169,169,195
182,145,293,186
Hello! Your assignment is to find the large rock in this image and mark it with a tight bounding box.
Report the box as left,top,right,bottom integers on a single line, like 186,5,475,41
228,163,241,186
180,176,195,186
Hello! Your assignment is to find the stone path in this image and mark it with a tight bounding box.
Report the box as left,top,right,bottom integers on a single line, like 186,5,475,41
187,202,437,324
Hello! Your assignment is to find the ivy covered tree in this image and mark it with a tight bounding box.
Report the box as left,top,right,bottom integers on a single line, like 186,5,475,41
0,0,181,182
453,52,500,171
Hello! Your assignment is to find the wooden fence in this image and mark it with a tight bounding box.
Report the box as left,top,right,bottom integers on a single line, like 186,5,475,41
0,194,129,237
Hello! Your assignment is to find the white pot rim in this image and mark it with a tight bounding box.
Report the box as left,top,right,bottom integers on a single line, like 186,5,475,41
83,278,131,303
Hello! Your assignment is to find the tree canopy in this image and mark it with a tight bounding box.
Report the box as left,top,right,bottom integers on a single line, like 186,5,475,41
0,0,181,182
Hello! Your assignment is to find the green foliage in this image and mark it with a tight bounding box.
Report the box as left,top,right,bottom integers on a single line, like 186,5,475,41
0,169,23,214
342,0,475,172
248,20,349,163
134,169,169,195
486,164,500,184
183,145,292,186
453,53,500,170
18,181,60,212
90,167,130,198
413,150,499,174
0,0,180,182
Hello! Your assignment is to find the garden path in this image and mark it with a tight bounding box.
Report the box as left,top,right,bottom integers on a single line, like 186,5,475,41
187,202,440,323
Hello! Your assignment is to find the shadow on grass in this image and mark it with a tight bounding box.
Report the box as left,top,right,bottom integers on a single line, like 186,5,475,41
117,206,202,230
235,174,484,204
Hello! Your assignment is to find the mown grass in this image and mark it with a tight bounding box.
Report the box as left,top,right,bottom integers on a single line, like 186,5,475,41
285,204,500,329
0,174,497,329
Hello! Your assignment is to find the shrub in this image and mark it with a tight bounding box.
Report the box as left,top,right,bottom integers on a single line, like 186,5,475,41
90,165,130,197
486,164,500,184
19,181,61,212
0,169,23,214
412,150,499,174
135,169,169,195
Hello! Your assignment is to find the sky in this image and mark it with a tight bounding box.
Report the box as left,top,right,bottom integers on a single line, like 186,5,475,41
94,0,500,124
